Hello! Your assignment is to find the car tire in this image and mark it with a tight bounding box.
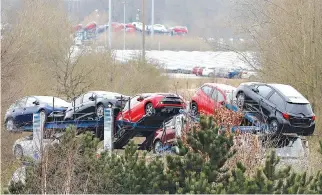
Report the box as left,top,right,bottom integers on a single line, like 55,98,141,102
236,92,245,109
208,73,214,77
96,104,105,119
14,145,23,160
6,118,16,131
269,119,280,134
145,103,155,117
191,102,198,116
153,140,162,154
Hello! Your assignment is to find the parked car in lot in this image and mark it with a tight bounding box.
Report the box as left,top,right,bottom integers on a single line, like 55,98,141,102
5,96,70,131
64,91,129,121
191,83,237,115
201,67,217,77
12,132,63,159
169,26,188,35
192,66,205,76
116,93,186,123
235,82,315,135
147,24,169,34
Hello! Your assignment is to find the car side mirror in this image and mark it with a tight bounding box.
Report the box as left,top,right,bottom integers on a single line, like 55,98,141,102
252,88,259,93
89,96,95,101
33,100,40,105
137,96,144,101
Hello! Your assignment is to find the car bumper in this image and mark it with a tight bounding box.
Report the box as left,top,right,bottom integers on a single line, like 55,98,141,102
279,122,315,135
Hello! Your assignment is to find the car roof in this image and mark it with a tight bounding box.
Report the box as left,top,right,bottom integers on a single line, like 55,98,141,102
267,84,310,104
204,83,236,92
89,91,122,96
139,93,178,97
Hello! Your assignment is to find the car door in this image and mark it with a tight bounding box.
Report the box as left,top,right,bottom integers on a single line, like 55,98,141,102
14,98,28,127
121,96,141,122
72,94,84,119
256,85,274,116
129,96,144,122
199,85,214,114
24,97,39,125
79,92,95,118
210,88,226,114
267,91,285,118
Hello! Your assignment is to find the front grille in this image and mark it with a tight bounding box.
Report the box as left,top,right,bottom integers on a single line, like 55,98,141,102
289,117,312,126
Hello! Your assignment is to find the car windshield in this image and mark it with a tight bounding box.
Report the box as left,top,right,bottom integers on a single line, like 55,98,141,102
36,96,70,107
286,103,313,116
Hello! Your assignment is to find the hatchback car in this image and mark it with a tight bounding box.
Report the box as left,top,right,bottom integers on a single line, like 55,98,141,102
5,96,70,131
64,91,129,121
235,82,315,135
12,132,64,160
152,114,185,153
116,93,185,123
191,83,237,116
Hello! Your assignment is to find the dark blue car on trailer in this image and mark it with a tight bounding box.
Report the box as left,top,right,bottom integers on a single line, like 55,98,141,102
4,96,70,131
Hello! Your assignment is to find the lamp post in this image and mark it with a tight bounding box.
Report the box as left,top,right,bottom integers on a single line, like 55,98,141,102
151,0,154,38
108,0,112,49
123,1,126,51
141,0,145,62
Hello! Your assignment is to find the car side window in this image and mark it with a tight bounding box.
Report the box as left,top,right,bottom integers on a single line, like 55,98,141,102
257,85,273,98
83,93,93,103
123,96,139,111
74,95,84,106
26,97,37,107
16,97,27,108
201,85,213,97
211,89,225,102
268,92,285,109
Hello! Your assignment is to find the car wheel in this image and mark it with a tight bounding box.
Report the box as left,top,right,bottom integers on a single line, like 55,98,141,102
6,118,16,131
145,103,155,117
191,102,198,116
153,140,162,154
14,145,23,160
96,104,105,119
208,73,214,77
269,119,280,134
39,110,47,126
237,92,245,109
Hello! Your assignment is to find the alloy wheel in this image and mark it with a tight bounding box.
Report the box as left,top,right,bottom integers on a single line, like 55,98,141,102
96,105,104,118
237,93,245,109
191,103,198,116
145,103,155,117
154,141,162,154
269,120,279,134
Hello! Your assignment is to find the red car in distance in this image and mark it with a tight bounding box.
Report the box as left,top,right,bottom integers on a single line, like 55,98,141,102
170,26,188,35
116,93,186,123
191,83,237,116
192,66,205,76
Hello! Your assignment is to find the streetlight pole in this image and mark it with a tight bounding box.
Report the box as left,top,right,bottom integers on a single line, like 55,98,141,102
108,0,112,49
123,1,126,51
141,0,145,62
151,0,154,38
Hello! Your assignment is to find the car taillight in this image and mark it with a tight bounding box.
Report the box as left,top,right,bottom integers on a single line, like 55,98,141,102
312,115,316,121
282,113,290,120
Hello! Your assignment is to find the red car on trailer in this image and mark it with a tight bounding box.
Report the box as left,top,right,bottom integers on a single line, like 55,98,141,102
116,93,186,123
191,83,237,115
